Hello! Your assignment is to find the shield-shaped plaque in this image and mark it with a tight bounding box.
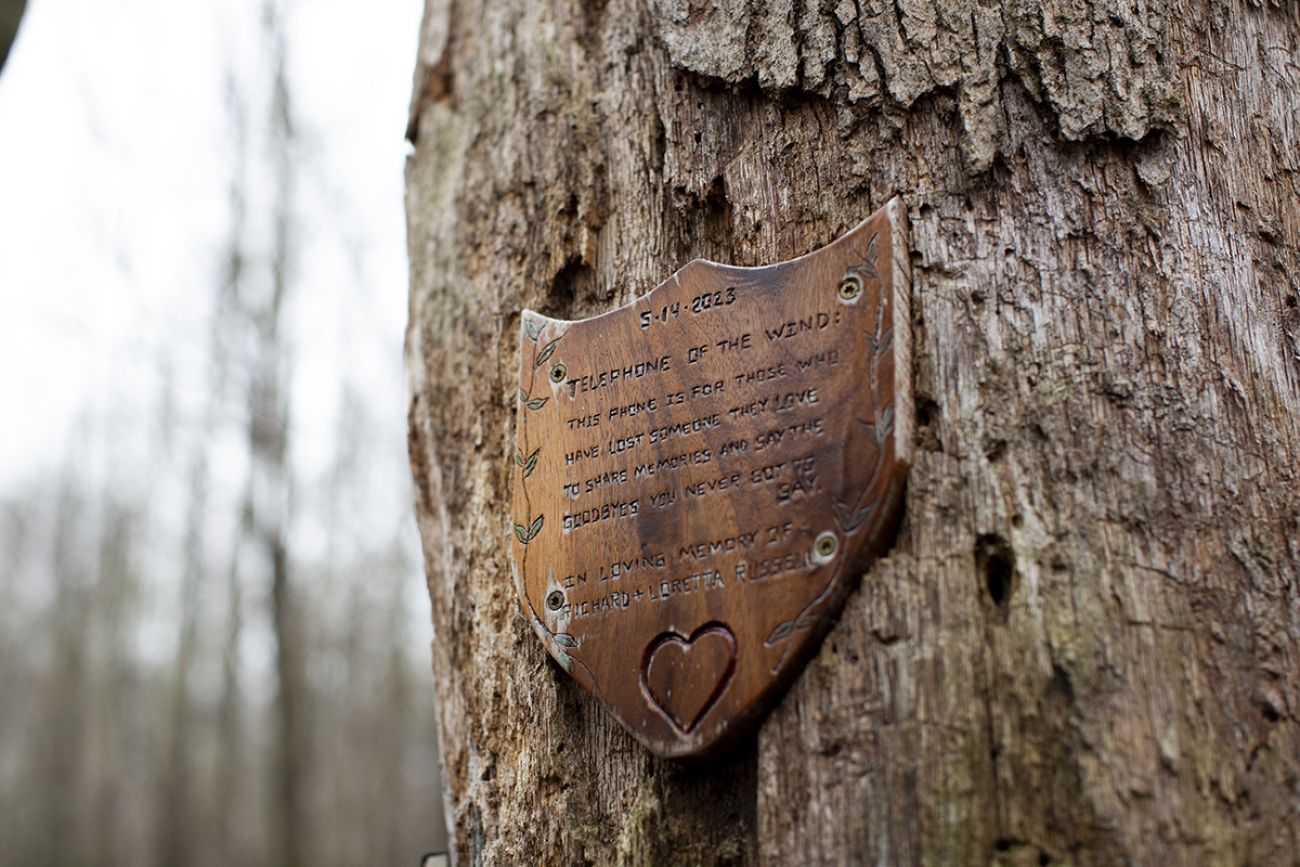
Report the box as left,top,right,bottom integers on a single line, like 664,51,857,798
510,199,912,758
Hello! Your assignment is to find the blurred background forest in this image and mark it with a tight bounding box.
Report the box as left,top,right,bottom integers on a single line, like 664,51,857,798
0,0,447,864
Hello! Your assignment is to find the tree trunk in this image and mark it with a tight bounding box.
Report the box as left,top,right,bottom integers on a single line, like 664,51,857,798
0,0,24,74
405,1,1300,864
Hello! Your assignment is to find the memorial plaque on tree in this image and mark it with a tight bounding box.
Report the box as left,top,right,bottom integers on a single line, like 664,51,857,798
510,199,912,758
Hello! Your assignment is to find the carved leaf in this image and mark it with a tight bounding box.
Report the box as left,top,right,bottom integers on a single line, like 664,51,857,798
877,406,894,443
534,337,560,368
526,396,549,411
522,448,540,478
836,501,876,533
834,501,852,530
514,515,545,544
524,319,542,340
795,611,820,629
764,620,795,646
553,633,578,648
854,233,878,282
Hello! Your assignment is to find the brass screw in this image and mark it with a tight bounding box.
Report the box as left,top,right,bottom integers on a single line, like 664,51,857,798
815,531,838,558
838,274,863,300
549,363,567,384
546,590,565,611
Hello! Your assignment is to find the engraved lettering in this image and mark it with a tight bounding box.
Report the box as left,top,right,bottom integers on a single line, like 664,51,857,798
714,332,751,353
718,439,748,456
648,413,722,445
683,472,742,499
690,381,724,399
596,553,665,581
606,433,644,454
563,499,640,532
732,362,789,388
583,468,629,494
567,355,673,397
754,417,824,451
795,349,840,371
763,311,840,341
607,398,659,421
634,448,713,480
765,522,794,544
568,591,633,620
678,531,760,562
647,570,727,601
565,444,601,465
690,286,736,313
743,551,813,581
639,301,681,330
648,489,676,509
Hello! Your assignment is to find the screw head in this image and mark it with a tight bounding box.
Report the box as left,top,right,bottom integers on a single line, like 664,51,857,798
814,531,838,558
838,274,863,301
546,590,565,611
549,362,567,384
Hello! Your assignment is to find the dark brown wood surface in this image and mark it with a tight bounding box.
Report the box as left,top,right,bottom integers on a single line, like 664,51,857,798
510,200,912,758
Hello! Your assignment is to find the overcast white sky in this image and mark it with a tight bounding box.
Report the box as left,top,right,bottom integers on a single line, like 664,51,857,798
0,0,422,494
0,5,446,849
0,0,432,696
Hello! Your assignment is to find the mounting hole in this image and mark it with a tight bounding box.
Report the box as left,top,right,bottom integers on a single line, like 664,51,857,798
814,531,838,560
549,363,567,384
546,590,565,611
838,274,863,301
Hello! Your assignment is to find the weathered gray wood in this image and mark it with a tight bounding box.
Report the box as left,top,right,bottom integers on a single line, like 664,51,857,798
406,1,1300,863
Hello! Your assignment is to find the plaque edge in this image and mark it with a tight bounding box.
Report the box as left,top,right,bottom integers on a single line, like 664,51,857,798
884,196,914,470
518,200,904,330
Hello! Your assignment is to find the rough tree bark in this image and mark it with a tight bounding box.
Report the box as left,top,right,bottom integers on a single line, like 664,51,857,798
406,1,1300,864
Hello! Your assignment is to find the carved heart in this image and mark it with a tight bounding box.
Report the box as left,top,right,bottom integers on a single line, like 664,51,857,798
643,626,737,733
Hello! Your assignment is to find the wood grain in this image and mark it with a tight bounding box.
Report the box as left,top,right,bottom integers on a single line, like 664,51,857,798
510,202,911,757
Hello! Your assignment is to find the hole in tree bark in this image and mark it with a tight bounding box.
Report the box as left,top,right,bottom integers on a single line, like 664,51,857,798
546,255,594,317
1261,701,1282,723
916,396,936,428
977,533,1015,609
701,174,732,243
1046,664,1074,702
915,395,941,452
985,438,1006,462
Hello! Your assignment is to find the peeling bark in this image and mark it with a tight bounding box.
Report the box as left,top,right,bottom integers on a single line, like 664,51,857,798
406,1,1300,864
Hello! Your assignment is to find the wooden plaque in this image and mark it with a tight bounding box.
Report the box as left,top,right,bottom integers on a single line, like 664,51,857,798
510,199,912,758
